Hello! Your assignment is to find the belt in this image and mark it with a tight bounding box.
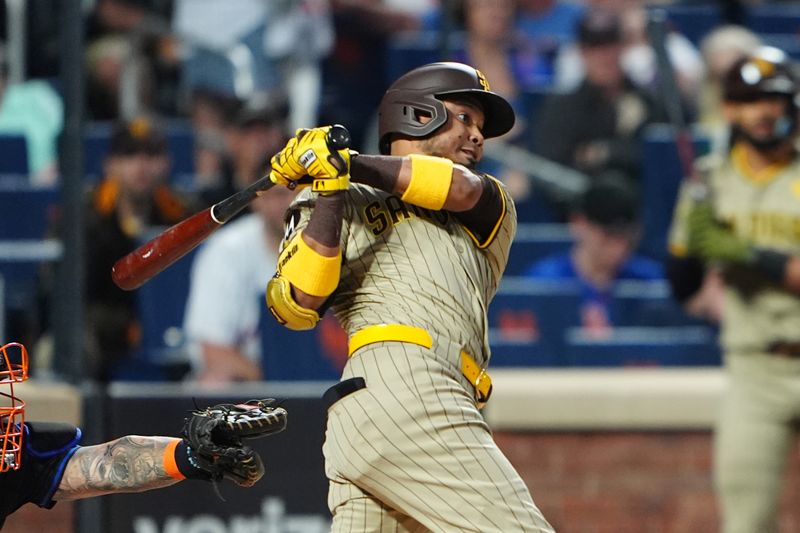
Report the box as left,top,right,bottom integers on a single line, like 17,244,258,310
349,324,432,355
767,341,800,358
348,324,492,408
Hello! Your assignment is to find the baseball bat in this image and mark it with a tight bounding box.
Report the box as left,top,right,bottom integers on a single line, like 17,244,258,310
647,9,706,199
111,124,351,291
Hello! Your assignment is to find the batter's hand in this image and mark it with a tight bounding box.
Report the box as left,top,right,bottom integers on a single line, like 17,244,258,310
687,202,752,264
269,126,350,195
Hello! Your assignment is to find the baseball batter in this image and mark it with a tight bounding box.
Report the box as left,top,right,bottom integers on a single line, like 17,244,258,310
266,62,554,532
668,46,800,533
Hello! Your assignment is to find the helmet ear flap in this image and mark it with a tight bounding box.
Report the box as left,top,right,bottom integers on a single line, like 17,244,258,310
378,93,449,154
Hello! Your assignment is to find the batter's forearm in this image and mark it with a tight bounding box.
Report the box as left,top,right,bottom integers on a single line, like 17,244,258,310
305,192,345,248
351,154,484,211
54,436,181,501
350,155,401,192
293,192,345,309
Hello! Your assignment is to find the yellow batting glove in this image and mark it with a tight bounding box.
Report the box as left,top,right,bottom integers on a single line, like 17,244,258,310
295,127,350,195
269,127,350,194
269,134,310,189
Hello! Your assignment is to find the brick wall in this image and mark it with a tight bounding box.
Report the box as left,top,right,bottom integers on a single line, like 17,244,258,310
497,431,800,533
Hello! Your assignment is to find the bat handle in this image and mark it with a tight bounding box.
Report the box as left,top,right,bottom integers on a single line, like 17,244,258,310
211,174,276,224
327,124,351,151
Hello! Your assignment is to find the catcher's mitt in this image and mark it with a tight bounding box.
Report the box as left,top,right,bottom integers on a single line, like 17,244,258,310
183,399,287,487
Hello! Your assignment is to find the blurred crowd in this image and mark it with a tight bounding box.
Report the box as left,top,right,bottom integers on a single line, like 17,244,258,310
1,0,798,383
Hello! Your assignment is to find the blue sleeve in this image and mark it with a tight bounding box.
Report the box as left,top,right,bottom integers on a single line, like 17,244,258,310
523,254,573,280
620,256,665,280
23,422,82,509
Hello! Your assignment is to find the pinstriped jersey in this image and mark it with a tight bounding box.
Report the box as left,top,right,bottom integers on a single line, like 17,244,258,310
669,145,800,352
282,180,516,365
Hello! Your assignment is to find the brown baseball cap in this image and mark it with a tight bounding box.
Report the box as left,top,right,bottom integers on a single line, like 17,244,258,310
108,117,167,156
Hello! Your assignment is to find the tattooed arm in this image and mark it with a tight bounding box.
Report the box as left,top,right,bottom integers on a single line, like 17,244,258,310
53,436,181,501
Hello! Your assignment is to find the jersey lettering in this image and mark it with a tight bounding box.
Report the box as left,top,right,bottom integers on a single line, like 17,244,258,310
726,211,800,244
361,196,450,238
364,202,390,236
385,196,411,224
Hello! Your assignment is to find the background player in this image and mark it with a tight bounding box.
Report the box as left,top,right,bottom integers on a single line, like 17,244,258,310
266,62,554,531
0,342,283,527
667,46,800,533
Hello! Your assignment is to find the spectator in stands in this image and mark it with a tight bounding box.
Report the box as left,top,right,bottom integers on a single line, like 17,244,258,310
85,0,179,119
697,25,762,148
83,117,194,382
322,0,423,150
0,43,63,186
181,98,291,384
173,0,332,132
516,0,585,82
457,0,556,97
196,92,290,208
187,89,242,194
456,0,520,100
453,0,553,139
523,176,663,332
532,9,665,216
182,185,296,385
517,0,584,41
262,0,335,132
554,0,704,106
85,35,132,120
451,0,560,216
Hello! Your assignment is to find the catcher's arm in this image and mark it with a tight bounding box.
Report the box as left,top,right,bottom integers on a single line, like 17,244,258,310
54,436,182,501
54,399,287,500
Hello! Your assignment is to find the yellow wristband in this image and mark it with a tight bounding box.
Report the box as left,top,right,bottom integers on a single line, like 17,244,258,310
278,231,341,297
401,154,453,210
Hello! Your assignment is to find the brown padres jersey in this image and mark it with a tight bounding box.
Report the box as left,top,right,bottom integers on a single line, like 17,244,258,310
669,144,800,352
282,180,516,365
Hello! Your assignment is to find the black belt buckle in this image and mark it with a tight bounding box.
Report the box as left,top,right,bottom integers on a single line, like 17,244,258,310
323,377,366,409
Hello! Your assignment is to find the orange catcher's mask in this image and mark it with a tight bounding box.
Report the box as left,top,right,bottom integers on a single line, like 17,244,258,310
0,342,28,472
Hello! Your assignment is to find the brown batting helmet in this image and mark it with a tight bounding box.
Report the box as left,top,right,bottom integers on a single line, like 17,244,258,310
723,46,797,102
377,62,515,154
